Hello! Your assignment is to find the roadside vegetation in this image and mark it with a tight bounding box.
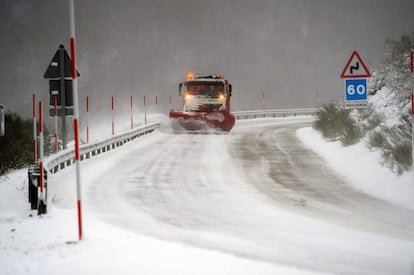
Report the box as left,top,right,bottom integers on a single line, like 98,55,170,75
0,112,53,176
313,34,413,175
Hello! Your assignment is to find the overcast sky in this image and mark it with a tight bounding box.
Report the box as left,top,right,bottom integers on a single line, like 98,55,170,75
0,0,413,121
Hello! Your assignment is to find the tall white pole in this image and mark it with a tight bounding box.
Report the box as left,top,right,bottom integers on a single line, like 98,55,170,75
69,0,83,241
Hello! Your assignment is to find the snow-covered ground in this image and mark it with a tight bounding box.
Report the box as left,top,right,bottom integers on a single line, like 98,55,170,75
296,127,413,211
0,116,413,275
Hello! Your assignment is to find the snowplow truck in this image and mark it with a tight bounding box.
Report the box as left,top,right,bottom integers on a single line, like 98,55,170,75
169,73,236,132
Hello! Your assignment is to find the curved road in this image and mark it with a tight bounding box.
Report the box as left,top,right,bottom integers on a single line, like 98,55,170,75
59,117,414,275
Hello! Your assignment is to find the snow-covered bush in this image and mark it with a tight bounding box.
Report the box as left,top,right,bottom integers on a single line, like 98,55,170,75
313,103,361,146
367,115,411,175
365,34,413,175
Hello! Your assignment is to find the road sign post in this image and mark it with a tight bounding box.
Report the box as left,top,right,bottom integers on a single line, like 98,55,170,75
54,95,59,153
44,44,80,149
59,46,67,149
341,51,371,109
32,94,37,162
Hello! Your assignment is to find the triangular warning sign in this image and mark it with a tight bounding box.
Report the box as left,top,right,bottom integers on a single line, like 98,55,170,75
44,44,81,79
340,51,371,78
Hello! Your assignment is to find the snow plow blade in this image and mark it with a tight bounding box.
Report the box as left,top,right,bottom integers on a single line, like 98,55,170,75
169,110,235,132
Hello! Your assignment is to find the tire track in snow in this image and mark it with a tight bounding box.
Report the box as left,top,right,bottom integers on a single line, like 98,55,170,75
231,121,414,240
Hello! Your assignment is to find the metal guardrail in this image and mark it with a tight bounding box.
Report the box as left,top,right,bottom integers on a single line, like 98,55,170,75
45,122,160,174
233,108,321,120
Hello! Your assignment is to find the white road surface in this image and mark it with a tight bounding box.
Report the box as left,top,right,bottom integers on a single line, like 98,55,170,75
51,117,414,275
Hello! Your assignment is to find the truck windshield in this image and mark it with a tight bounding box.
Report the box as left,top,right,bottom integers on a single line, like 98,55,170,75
185,82,225,97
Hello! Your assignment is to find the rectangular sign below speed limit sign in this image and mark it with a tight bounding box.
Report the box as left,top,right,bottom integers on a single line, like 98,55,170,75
344,79,368,109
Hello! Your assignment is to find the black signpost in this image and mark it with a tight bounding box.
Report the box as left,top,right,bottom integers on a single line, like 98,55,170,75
44,44,80,149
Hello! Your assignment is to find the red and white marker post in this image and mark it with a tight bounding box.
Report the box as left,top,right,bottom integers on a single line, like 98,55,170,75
130,96,133,130
262,91,265,111
316,91,321,109
112,96,115,136
32,94,37,163
144,95,147,125
86,96,89,143
38,102,45,209
69,0,83,241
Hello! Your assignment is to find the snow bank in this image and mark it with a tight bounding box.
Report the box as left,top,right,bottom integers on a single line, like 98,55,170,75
297,127,414,211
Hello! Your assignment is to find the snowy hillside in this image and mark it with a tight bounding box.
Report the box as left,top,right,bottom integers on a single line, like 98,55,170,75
363,36,413,174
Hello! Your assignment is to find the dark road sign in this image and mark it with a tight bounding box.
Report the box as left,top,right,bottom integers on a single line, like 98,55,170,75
49,107,74,117
44,44,80,79
44,44,81,146
49,80,74,107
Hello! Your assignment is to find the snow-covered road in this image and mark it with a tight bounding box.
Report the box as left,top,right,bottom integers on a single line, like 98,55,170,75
235,121,414,239
49,117,414,274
